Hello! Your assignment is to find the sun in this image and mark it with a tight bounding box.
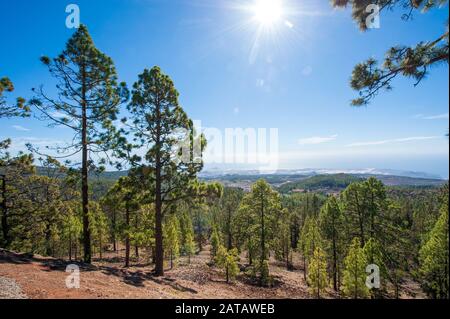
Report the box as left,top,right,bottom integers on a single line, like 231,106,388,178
252,0,283,26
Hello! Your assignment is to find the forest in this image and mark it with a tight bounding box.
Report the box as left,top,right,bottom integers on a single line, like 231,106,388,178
1,24,448,300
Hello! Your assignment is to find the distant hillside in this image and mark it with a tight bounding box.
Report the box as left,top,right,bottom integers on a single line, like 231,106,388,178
200,168,443,180
277,173,446,194
358,174,446,187
34,167,129,181
277,174,363,193
33,167,445,195
91,170,129,180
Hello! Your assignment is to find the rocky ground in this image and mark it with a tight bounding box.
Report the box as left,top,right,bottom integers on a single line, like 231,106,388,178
0,276,28,299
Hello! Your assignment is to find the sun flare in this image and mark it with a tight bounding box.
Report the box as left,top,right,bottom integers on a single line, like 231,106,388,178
252,0,283,26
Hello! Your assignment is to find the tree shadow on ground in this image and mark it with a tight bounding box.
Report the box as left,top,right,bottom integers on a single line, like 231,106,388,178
0,250,34,265
98,266,198,293
1,248,198,293
147,275,198,294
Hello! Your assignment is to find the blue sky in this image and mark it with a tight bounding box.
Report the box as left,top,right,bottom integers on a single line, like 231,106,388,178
1,0,448,177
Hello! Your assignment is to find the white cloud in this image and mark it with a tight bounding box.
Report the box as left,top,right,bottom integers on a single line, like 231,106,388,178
12,136,63,145
284,20,294,29
12,125,30,132
413,113,449,120
298,134,338,145
347,136,442,147
49,111,66,118
3,136,66,153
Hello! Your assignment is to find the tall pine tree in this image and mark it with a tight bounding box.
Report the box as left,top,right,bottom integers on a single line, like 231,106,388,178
30,25,128,263
319,196,345,292
126,66,214,276
342,237,369,299
419,192,449,299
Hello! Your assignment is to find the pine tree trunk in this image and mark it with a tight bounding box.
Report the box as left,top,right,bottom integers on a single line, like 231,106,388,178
260,193,265,274
196,212,203,253
154,108,164,276
317,263,320,299
69,235,72,261
354,258,358,299
395,281,399,299
261,198,265,264
135,212,139,259
227,207,232,250
370,191,375,240
45,223,52,256
286,246,290,270
81,64,91,264
337,266,341,297
155,186,163,275
332,237,338,291
355,192,365,247
151,246,156,264
445,233,449,299
125,202,130,267
1,175,10,248
99,235,103,260
112,209,117,252
303,255,307,281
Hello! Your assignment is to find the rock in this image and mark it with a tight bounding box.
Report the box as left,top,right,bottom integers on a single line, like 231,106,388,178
0,276,28,299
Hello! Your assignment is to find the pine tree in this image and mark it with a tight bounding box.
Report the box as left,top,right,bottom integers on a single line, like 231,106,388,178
319,196,345,292
307,247,328,299
0,149,34,249
331,0,448,106
185,230,196,264
341,182,368,246
0,77,30,118
210,226,222,261
216,245,240,283
181,212,196,263
62,208,82,261
126,66,217,276
100,190,121,252
419,197,449,299
341,178,393,246
164,214,180,269
236,179,281,285
106,176,140,267
281,193,303,251
341,178,404,295
259,259,271,287
89,201,109,260
298,216,323,280
30,25,128,263
274,208,293,270
131,203,155,262
342,237,370,299
363,237,385,298
219,187,243,249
